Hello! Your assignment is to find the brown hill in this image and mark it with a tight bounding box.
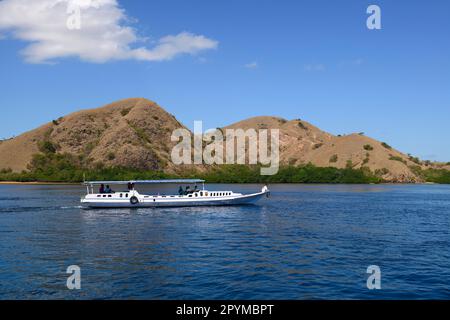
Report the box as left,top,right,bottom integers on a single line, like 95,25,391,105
0,98,442,182
224,116,429,182
0,98,186,172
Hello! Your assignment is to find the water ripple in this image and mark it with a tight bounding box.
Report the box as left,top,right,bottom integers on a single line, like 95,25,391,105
0,184,450,299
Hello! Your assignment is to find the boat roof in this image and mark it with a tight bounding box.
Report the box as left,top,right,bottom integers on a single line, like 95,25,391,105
83,179,205,185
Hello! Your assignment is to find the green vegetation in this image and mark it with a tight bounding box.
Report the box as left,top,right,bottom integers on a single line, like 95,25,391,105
297,121,308,130
0,150,382,183
107,152,116,160
389,155,407,164
2,150,450,184
381,142,392,149
363,144,374,151
120,108,131,117
38,140,57,154
421,169,450,184
362,153,370,165
375,168,390,176
408,154,421,165
346,160,354,169
0,152,172,183
3,160,450,184
409,165,450,184
329,154,338,163
312,143,323,150
423,160,432,166
127,120,151,144
200,164,382,184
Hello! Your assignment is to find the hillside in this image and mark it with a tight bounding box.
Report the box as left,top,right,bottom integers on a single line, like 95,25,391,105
224,117,441,182
0,98,186,172
0,98,448,183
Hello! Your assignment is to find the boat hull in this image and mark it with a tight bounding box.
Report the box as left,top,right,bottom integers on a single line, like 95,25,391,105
81,191,268,208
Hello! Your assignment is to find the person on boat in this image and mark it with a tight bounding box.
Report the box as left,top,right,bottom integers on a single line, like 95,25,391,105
99,184,105,194
105,185,113,193
178,186,184,195
184,186,191,195
194,185,199,192
127,182,132,191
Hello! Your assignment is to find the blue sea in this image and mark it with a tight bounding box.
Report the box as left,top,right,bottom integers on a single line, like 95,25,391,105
0,183,449,299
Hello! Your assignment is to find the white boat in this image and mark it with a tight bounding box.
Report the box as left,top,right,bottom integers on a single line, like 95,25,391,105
80,179,270,208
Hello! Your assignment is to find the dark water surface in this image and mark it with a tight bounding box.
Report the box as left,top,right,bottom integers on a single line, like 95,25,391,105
0,183,449,299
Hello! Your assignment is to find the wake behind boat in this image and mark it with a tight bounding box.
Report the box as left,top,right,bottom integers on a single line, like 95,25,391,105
80,179,270,208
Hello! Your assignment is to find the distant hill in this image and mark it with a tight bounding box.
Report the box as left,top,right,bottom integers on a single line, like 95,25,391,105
0,98,448,182
224,116,450,182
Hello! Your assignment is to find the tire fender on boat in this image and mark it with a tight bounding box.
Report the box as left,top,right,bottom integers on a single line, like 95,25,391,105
130,196,139,205
262,185,270,197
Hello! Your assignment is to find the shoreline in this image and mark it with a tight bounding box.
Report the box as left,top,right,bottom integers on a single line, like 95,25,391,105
0,181,439,186
0,181,79,185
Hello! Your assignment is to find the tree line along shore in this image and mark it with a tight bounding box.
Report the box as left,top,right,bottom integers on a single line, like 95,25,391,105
1,157,449,184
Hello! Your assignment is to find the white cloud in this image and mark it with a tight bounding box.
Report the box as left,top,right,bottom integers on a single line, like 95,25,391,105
0,0,218,64
244,61,258,69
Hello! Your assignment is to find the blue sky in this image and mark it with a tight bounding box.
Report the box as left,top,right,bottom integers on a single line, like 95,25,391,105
0,0,449,161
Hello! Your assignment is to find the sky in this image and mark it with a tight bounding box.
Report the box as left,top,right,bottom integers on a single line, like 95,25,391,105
0,0,449,161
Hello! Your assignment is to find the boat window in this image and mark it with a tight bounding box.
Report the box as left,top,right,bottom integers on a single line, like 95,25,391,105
97,195,101,197
188,194,192,197
194,193,198,197
108,195,112,198
125,194,128,197
200,192,203,196
103,195,106,197
120,193,123,197
205,192,208,196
